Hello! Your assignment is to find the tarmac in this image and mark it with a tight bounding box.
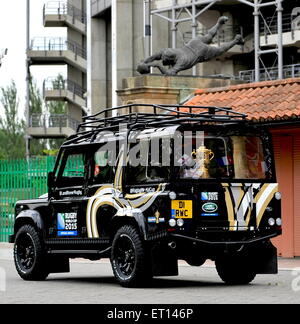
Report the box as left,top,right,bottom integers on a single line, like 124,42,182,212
1,243,300,270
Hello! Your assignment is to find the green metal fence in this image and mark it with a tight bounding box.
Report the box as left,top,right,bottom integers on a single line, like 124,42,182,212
0,156,56,242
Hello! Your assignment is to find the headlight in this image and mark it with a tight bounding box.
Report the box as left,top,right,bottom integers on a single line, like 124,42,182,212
168,219,176,227
276,218,282,226
169,192,177,200
268,218,275,226
275,192,281,200
177,219,184,227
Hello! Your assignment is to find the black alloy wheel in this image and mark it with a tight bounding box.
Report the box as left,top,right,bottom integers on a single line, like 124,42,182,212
14,225,49,281
114,234,136,277
111,225,152,288
16,232,35,272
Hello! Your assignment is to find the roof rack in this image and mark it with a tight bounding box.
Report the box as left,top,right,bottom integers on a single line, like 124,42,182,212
64,104,247,146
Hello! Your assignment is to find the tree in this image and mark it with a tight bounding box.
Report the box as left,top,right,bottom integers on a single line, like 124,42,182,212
46,74,67,153
0,80,26,159
28,77,48,156
29,77,44,114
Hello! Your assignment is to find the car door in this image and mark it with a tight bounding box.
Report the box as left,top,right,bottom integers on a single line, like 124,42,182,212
50,149,88,238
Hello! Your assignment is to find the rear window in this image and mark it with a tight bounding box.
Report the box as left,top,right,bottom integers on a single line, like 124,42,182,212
179,135,270,180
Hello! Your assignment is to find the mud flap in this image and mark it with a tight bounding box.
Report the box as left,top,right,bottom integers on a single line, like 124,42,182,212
151,242,178,277
47,256,70,274
252,242,278,274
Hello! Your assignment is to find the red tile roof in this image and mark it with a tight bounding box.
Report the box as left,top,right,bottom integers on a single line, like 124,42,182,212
184,78,300,122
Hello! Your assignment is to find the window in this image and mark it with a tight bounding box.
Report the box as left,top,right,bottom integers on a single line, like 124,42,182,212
56,152,85,187
92,147,115,184
126,139,170,185
179,135,269,180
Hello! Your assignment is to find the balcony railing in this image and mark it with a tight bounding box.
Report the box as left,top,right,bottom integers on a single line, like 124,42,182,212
29,37,87,60
29,114,80,131
43,77,87,100
260,12,300,36
43,1,87,24
238,64,300,83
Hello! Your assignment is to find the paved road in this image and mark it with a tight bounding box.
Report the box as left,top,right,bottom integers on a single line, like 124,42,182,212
1,257,300,304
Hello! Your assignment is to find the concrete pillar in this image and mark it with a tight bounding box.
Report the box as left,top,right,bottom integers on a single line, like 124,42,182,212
89,17,107,114
112,0,134,109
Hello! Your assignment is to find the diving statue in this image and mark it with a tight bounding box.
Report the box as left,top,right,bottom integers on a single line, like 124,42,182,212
137,16,244,76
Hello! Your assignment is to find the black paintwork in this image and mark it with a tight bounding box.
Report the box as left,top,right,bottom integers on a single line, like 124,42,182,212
11,104,282,277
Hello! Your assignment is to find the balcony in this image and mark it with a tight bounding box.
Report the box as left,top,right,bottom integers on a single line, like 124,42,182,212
28,37,87,72
260,12,300,48
238,64,300,83
28,114,80,138
43,77,87,108
43,1,87,35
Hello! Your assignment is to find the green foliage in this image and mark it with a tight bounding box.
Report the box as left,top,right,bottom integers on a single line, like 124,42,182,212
47,74,67,115
0,75,70,159
0,80,26,159
29,78,43,114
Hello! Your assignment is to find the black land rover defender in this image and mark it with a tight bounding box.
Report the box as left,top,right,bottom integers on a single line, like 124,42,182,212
10,104,282,287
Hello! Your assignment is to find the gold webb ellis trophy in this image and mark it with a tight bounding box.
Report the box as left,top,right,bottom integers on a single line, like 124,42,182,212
192,146,214,179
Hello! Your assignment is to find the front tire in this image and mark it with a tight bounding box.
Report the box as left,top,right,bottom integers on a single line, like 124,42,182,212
14,225,49,281
111,225,152,288
215,256,256,285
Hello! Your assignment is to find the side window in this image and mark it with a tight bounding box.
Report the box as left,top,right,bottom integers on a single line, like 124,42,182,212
126,139,170,185
92,146,115,184
56,152,85,187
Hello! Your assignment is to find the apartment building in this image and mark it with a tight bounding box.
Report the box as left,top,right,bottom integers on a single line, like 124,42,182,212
27,0,87,141
27,0,300,138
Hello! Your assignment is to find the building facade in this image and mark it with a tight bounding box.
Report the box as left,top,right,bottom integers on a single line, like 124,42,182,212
27,0,300,137
88,0,300,114
26,0,87,143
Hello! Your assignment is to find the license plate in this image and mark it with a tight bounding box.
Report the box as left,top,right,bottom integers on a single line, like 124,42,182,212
171,200,193,219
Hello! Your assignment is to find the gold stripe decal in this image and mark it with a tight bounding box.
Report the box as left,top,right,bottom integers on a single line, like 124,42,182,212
222,184,235,230
256,183,278,227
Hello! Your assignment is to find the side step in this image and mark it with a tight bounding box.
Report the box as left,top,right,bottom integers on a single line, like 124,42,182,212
47,246,111,256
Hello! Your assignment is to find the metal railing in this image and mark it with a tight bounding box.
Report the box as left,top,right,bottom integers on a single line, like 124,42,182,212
43,77,87,100
43,1,87,24
29,114,80,132
0,156,84,242
238,64,300,83
183,24,243,46
260,12,300,36
30,37,87,60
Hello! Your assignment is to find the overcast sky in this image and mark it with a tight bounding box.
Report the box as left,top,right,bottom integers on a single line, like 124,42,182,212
0,0,67,117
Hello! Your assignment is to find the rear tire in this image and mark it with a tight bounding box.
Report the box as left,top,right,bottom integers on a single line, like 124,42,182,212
215,256,256,285
14,225,49,281
111,225,152,288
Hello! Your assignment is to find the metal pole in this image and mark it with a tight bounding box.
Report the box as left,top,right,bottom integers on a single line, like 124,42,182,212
192,0,197,76
277,0,283,79
111,0,118,112
144,0,151,58
171,0,177,49
26,0,31,159
254,0,260,82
